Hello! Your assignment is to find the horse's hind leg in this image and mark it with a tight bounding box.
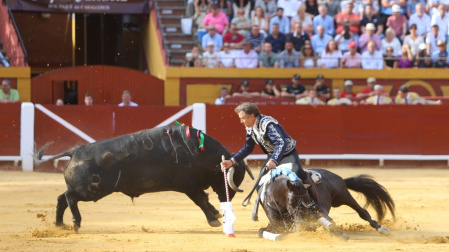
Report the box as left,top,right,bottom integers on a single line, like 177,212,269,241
56,191,69,226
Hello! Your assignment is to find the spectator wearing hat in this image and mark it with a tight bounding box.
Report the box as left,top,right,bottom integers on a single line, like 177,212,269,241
223,23,245,50
413,43,432,68
408,3,430,38
281,74,308,99
360,4,383,36
381,27,401,56
327,87,353,105
288,23,311,52
403,24,424,57
386,4,407,42
202,25,224,52
341,41,362,68
432,40,449,68
261,80,281,97
258,42,280,68
359,23,381,53
265,23,287,53
426,25,445,56
269,7,290,35
295,89,326,105
379,0,406,28
246,25,266,53
342,80,356,98
335,2,361,38
279,40,300,68
313,5,335,36
311,25,333,55
335,25,357,54
363,84,392,105
314,75,331,99
201,4,229,34
215,87,231,105
232,80,261,98
203,41,221,68
383,46,398,69
320,39,342,69
0,79,19,103
361,40,384,69
235,39,259,68
218,42,236,67
395,85,442,105
357,77,377,98
430,4,449,44
231,8,251,37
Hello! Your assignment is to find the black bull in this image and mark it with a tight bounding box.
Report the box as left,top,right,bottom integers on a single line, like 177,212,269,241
34,125,253,232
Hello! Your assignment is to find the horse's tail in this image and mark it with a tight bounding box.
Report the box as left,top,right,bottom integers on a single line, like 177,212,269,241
344,174,396,222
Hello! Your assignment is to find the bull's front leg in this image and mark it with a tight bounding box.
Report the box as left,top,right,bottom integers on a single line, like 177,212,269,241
65,190,82,232
56,191,69,226
185,189,221,227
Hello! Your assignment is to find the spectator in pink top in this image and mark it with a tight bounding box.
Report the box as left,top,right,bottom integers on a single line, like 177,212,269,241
201,4,230,34
341,41,362,68
386,5,407,42
358,23,381,53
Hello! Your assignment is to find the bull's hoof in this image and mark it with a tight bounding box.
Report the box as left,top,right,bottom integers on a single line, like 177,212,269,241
215,213,223,219
208,219,221,227
73,224,80,233
377,225,390,236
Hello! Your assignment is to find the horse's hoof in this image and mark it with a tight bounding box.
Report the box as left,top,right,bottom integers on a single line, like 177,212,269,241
73,224,80,233
208,219,221,227
377,225,390,236
215,213,223,219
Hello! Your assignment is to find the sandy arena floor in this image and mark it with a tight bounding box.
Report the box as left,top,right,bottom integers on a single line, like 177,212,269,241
0,167,448,252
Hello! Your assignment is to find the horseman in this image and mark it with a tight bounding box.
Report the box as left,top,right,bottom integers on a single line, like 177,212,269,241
221,102,334,229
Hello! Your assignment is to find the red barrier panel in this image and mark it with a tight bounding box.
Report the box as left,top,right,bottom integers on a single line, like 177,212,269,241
0,104,21,155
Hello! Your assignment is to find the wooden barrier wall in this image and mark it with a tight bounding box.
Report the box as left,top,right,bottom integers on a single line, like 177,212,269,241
0,104,21,155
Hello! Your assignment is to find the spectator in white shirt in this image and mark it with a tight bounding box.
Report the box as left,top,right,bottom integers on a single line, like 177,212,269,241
361,40,383,69
430,4,449,42
235,39,259,68
426,24,446,55
118,90,138,107
218,42,236,67
408,3,430,37
381,27,402,56
215,87,230,105
321,39,343,68
203,41,221,68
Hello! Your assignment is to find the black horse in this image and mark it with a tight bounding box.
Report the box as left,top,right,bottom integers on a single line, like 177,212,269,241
258,168,395,237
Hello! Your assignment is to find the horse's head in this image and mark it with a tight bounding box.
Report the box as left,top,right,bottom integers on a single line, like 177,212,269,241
286,180,312,217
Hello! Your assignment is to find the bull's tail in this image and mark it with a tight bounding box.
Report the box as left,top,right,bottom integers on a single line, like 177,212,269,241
34,142,74,165
344,174,396,222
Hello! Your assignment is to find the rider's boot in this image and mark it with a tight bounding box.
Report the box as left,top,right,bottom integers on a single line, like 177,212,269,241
303,172,335,231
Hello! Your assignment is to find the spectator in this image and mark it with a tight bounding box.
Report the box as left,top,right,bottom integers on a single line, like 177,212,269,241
380,0,406,28
430,4,449,44
335,25,357,54
397,44,413,68
203,41,221,67
281,74,308,99
313,5,334,36
363,84,392,105
327,87,353,105
311,25,333,55
246,25,266,53
232,80,260,97
314,74,331,99
254,0,277,20
300,41,317,68
432,40,449,68
358,23,381,53
119,90,138,107
427,0,442,17
357,77,377,98
55,99,64,106
323,0,341,17
0,79,19,103
408,3,430,38
381,27,401,56
194,0,209,27
290,6,314,35
215,87,231,104
295,89,326,105
289,23,310,52
360,4,383,36
413,43,433,68
335,2,361,39
342,80,356,98
383,46,398,69
279,40,300,68
231,8,251,36
426,25,445,56
235,39,259,68
202,25,224,52
261,80,280,97
223,23,245,50
269,8,290,35
0,45,9,67
277,0,303,19
218,42,236,67
359,0,380,16
406,0,426,17
251,6,269,36
265,23,287,53
395,85,442,105
362,41,384,69
258,42,280,68
232,0,251,18
305,0,319,17
321,39,342,69
386,5,407,42
341,41,362,68
183,46,203,67
212,0,233,22
201,4,229,34
342,0,364,15
84,93,94,106
403,24,424,56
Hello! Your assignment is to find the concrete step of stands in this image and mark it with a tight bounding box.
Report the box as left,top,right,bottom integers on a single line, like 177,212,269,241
158,8,186,16
169,51,189,61
154,0,185,7
160,16,184,25
164,33,194,42
161,25,183,34
166,41,195,51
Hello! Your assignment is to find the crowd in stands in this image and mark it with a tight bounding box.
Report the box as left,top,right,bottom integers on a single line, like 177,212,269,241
215,74,442,105
183,0,449,69
0,41,10,67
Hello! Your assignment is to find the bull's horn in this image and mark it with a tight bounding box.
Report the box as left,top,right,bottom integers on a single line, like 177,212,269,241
244,162,254,180
227,167,243,193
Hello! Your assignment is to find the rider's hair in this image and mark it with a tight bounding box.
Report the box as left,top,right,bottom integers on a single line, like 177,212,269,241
234,102,260,117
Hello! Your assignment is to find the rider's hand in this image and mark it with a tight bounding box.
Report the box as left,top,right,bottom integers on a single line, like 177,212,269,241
265,160,277,170
221,160,233,172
